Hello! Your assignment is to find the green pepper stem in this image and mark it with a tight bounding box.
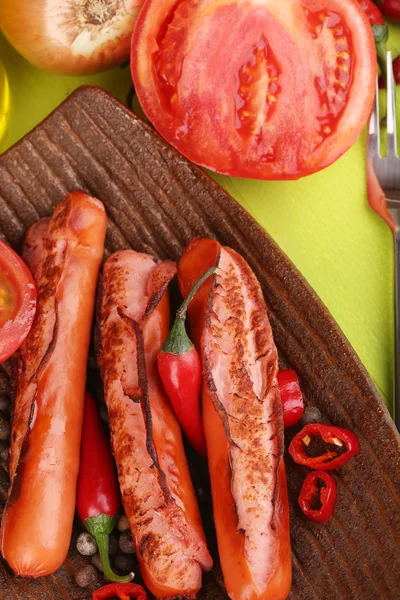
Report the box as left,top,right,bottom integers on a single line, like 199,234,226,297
373,24,389,78
176,267,219,320
96,531,134,583
84,514,134,584
376,41,387,77
162,267,218,355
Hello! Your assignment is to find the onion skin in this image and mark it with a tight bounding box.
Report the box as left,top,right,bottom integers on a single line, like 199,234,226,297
0,0,142,75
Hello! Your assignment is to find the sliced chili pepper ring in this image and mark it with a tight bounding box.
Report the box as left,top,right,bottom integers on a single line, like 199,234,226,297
288,423,360,471
298,470,337,523
92,582,148,600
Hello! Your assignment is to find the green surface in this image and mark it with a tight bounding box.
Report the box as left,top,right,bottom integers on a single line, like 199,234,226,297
0,29,397,413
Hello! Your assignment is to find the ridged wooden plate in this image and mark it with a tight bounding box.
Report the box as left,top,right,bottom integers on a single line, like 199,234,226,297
0,86,399,600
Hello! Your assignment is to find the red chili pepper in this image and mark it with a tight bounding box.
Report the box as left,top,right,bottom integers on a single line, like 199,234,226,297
277,369,304,429
357,0,388,77
378,0,400,23
393,55,400,84
157,267,218,457
77,392,133,583
298,471,337,523
380,55,400,88
359,0,385,24
289,423,360,471
92,583,148,600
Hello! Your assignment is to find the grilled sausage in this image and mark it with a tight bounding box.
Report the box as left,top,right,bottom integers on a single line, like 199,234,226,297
178,238,292,600
97,250,212,598
1,191,106,577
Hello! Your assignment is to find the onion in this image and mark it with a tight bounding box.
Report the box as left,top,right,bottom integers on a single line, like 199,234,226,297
0,0,142,75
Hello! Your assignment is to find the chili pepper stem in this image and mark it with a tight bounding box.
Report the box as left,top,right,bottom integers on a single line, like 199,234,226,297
162,266,219,355
177,267,219,320
373,23,389,77
85,514,134,583
96,532,134,583
163,317,194,355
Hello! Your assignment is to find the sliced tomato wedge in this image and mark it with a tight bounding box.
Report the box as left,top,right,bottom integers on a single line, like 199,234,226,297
131,0,376,180
0,241,37,363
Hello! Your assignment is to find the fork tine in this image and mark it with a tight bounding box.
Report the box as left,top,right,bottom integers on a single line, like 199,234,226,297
386,50,398,157
369,75,380,157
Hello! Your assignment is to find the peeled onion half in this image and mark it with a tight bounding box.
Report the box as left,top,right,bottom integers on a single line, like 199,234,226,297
0,0,142,75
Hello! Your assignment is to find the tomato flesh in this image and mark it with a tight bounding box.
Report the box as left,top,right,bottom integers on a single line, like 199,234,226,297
235,37,281,155
132,0,376,180
0,241,37,363
0,276,16,326
306,10,354,144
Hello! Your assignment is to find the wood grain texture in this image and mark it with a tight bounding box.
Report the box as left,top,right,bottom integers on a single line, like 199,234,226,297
0,86,399,600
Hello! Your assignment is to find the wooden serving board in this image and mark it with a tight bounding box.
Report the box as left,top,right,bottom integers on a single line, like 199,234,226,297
0,86,399,600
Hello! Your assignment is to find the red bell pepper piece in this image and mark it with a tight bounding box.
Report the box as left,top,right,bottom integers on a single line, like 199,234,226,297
277,369,304,429
157,267,218,457
77,392,133,583
92,583,148,600
298,471,337,523
289,423,360,471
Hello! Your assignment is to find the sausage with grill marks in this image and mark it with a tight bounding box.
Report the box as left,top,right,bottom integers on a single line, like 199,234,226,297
96,249,212,599
1,192,107,578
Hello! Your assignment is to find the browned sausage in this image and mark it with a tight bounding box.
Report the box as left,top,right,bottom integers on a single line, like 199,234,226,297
178,238,292,600
97,249,212,598
1,191,107,577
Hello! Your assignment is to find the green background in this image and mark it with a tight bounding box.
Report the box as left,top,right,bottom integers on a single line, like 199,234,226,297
0,28,397,414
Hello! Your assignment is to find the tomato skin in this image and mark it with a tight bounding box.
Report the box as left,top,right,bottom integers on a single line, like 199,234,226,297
132,0,377,180
0,241,37,363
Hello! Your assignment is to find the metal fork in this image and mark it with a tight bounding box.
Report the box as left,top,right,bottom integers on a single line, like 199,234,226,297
368,51,400,430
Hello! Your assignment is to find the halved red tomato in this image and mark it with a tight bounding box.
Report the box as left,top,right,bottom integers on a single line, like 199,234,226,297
0,241,37,363
131,0,376,180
